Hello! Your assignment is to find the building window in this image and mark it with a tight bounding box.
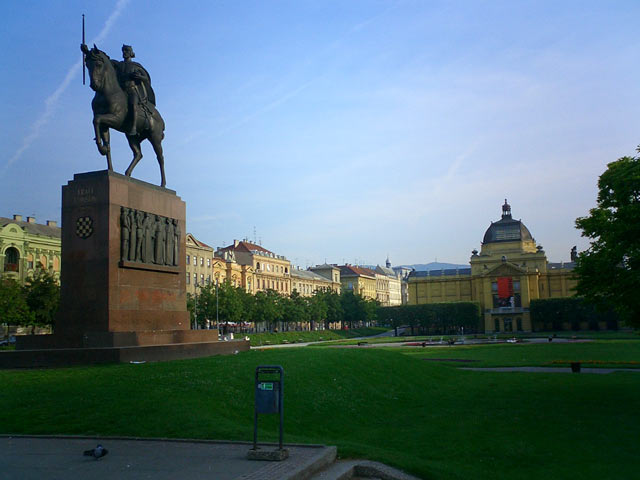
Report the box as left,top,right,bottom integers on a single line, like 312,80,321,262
200,257,204,266
256,262,260,270
194,273,197,285
494,318,499,332
4,247,19,272
186,254,190,265
207,275,211,284
200,274,204,284
193,256,197,266
285,267,288,274
516,317,523,331
207,258,211,267
186,272,190,284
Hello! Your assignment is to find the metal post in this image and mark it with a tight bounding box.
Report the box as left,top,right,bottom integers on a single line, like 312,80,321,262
216,279,219,325
194,287,198,329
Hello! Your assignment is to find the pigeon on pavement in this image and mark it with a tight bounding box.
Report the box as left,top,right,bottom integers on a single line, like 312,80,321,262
83,444,109,459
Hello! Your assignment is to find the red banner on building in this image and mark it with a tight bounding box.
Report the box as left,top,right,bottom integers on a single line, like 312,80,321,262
497,277,513,299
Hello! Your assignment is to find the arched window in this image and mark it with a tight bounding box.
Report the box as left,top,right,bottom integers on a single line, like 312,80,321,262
4,247,19,272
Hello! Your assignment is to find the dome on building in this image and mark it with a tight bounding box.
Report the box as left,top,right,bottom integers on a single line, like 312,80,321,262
482,199,533,244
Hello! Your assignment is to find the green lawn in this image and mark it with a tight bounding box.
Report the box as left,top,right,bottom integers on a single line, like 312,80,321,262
401,340,640,368
1,342,639,479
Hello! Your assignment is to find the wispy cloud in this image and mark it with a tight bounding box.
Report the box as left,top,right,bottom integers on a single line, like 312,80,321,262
2,0,130,175
209,2,402,141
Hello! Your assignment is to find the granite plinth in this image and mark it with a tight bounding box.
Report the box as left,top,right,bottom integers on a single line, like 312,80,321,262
7,170,235,367
1,339,250,368
56,170,189,341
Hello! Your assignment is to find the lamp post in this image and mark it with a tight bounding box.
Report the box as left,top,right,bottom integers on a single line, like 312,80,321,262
193,283,202,330
216,278,219,327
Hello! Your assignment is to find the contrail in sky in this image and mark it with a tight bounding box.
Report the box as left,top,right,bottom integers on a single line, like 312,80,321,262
2,0,130,175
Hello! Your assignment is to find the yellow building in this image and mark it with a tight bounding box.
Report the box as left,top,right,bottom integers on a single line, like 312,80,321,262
308,264,341,293
339,265,377,300
216,240,290,295
408,201,577,332
185,233,214,295
0,215,61,284
186,234,255,294
375,261,403,306
290,267,335,296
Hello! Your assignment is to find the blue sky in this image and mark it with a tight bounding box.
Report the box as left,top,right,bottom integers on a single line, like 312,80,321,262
2,0,639,268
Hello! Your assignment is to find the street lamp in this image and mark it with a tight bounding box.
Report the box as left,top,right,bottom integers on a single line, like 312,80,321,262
215,277,219,328
193,283,202,330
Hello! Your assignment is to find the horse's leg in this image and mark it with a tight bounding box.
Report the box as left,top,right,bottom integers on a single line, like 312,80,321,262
93,117,108,156
125,135,143,177
150,133,166,188
100,127,113,171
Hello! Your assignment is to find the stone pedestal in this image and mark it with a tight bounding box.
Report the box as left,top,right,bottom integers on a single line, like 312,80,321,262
8,170,250,366
57,170,189,344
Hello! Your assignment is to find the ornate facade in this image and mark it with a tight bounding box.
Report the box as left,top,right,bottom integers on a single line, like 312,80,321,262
216,240,289,295
375,261,402,306
408,201,577,332
339,265,377,300
308,264,342,293
186,234,254,295
0,215,61,284
290,267,335,296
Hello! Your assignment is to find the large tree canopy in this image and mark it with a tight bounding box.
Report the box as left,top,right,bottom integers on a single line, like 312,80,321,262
575,154,640,326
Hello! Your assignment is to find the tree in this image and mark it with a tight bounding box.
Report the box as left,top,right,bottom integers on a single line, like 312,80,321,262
23,266,59,333
314,288,342,329
253,290,283,332
282,291,308,330
307,293,327,330
216,281,244,325
575,154,640,326
0,277,33,335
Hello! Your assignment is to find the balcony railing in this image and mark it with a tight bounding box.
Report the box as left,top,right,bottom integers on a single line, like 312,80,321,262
487,307,528,314
3,263,19,272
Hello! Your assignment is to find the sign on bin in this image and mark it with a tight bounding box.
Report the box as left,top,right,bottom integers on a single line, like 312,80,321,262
256,381,279,414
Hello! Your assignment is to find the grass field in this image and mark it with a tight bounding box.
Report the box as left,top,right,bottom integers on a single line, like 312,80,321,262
1,341,639,479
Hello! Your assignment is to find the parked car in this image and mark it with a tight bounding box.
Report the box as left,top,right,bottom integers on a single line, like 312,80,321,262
0,335,16,346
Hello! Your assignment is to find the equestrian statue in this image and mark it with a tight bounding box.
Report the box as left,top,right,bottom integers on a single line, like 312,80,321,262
81,43,166,187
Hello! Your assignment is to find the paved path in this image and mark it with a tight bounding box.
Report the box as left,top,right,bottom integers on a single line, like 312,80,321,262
461,366,640,374
0,436,335,480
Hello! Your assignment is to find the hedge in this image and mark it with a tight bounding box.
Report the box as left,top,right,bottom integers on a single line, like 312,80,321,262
377,302,482,335
530,297,619,331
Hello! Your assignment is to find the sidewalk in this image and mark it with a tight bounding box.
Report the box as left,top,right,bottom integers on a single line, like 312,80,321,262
0,435,336,480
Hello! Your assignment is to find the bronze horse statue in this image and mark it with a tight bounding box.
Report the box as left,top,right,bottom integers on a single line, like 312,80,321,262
82,45,166,187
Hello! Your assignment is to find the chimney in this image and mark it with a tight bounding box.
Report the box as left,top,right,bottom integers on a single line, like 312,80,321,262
46,220,57,227
13,214,22,221
234,239,239,247
27,216,36,223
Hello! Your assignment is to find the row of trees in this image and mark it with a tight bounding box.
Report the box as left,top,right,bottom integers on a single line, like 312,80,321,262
530,298,619,331
377,302,482,335
0,267,60,335
187,284,379,332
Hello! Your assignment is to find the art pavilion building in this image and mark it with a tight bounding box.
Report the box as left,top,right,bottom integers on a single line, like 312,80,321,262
408,201,577,333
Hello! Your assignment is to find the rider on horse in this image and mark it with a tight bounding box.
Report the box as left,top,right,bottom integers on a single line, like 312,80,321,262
81,43,155,136
113,44,155,136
